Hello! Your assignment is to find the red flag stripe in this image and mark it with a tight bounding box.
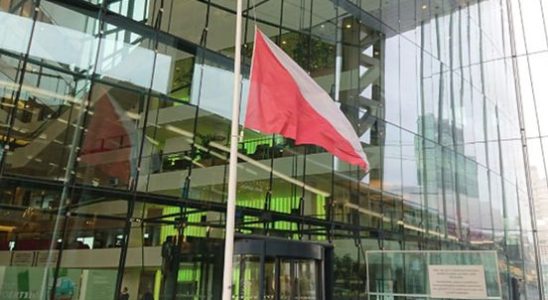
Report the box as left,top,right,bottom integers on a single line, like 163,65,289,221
245,29,369,170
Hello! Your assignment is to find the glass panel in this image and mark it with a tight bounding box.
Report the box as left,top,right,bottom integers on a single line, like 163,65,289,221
233,255,242,300
0,0,37,154
367,251,501,299
76,82,143,190
263,257,275,300
517,57,540,139
367,252,402,296
1,1,100,181
295,260,317,300
279,259,292,300
519,0,548,53
529,52,548,137
2,64,89,180
333,238,368,298
107,0,149,22
238,255,261,300
154,0,207,45
403,253,427,295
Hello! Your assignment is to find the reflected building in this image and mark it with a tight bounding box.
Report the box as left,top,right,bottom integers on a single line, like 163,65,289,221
506,0,548,296
0,0,542,300
530,167,548,293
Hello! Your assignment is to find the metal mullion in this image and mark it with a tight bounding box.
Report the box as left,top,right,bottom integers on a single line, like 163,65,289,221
47,1,107,298
514,0,548,188
448,7,464,246
262,0,285,235
259,240,266,300
495,106,513,297
396,0,404,251
296,0,315,240
458,5,471,248
182,0,212,199
506,0,546,298
476,2,497,247
327,3,341,243
466,4,488,245
514,183,529,299
376,0,386,251
419,17,429,250
113,1,166,297
49,84,76,182
434,13,448,244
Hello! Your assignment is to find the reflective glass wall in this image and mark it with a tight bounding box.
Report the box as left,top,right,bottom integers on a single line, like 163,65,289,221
0,0,540,299
508,0,548,296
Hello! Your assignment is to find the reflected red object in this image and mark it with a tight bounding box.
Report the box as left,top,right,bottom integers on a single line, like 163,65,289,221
80,91,134,186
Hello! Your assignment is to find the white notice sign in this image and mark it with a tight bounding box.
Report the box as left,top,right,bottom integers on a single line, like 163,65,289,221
11,251,34,266
428,265,488,299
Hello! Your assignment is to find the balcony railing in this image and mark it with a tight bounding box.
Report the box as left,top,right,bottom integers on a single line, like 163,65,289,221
158,137,326,173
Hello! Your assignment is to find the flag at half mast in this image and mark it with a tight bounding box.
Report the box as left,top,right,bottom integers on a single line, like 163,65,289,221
245,28,369,171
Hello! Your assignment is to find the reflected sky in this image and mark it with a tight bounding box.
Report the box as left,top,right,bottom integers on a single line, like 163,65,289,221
0,11,171,93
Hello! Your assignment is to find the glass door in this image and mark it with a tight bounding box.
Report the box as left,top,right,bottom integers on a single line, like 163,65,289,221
233,238,328,300
279,260,292,300
264,257,276,300
294,260,318,300
234,255,262,300
234,256,320,300
280,259,319,300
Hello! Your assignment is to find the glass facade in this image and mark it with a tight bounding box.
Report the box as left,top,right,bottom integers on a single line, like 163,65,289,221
507,0,548,296
0,0,541,299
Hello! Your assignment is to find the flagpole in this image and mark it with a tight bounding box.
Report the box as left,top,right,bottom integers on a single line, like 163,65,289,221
222,0,243,299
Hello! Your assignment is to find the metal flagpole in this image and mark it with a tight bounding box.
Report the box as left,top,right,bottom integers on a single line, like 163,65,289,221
222,0,243,299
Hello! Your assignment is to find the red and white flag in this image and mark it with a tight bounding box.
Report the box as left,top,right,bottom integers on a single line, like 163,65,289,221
245,28,369,171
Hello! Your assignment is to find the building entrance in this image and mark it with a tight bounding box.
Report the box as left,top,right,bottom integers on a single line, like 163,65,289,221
160,236,332,300
232,237,332,300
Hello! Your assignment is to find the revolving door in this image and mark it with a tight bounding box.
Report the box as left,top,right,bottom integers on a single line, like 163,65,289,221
233,237,333,300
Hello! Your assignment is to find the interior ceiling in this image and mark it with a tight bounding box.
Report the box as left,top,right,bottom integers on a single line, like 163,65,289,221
166,0,481,56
